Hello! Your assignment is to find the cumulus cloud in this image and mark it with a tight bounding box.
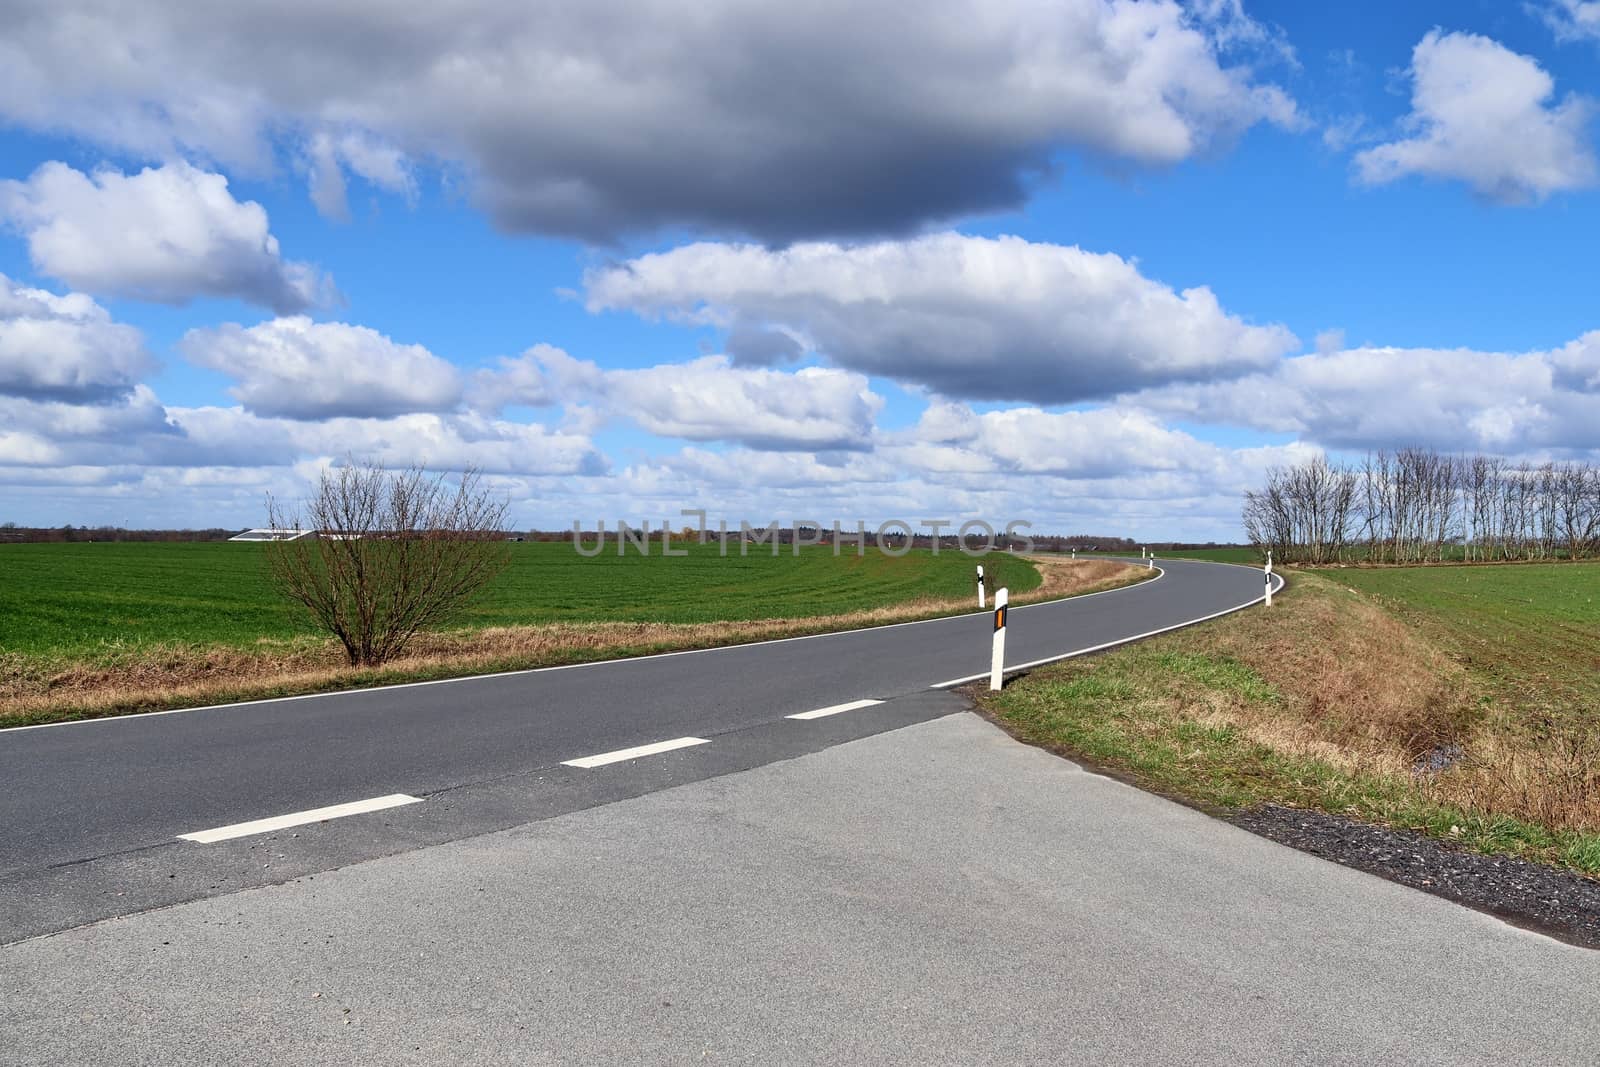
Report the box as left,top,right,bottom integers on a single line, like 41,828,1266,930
894,401,1220,478
1536,1,1600,43
1124,332,1600,453
179,316,463,419
572,412,1319,542
0,387,605,481
1353,31,1597,202
0,276,149,402
0,162,334,311
0,0,1296,241
473,346,882,450
584,233,1297,404
306,130,418,222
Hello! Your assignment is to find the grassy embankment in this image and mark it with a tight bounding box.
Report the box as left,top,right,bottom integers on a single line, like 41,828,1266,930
0,541,1147,727
978,561,1600,877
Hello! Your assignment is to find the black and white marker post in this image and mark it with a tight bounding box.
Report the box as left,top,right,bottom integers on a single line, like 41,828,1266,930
1264,549,1274,607
976,564,986,608
989,587,1009,691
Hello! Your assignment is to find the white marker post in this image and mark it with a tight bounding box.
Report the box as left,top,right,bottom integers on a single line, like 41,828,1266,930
1148,552,1154,570
976,564,986,608
989,587,1009,691
1264,549,1274,607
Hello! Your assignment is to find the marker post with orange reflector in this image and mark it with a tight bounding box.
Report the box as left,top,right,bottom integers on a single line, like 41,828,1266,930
989,587,1009,691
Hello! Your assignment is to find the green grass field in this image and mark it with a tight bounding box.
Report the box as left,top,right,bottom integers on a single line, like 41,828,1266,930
0,541,1043,657
1308,562,1600,727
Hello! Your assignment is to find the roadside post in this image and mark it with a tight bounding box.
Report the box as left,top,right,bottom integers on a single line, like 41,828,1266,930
1264,550,1274,607
989,587,1008,691
976,564,986,608
1147,552,1154,570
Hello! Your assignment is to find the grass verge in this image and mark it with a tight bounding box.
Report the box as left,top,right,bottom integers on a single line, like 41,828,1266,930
1,555,1147,728
975,566,1600,878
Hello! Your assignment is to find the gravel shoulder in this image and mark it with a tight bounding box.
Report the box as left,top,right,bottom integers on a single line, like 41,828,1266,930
1233,804,1600,950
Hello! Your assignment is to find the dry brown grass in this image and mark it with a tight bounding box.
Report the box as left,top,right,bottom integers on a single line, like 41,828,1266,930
1176,576,1472,772
1,556,1146,726
1139,571,1600,836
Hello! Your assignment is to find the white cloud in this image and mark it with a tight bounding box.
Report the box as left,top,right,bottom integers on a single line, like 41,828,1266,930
473,346,882,450
0,0,1297,241
1353,31,1597,202
0,387,604,482
584,233,1297,404
1124,332,1600,453
179,316,463,420
891,401,1221,478
0,162,334,311
1537,1,1600,44
561,412,1320,542
306,130,417,222
0,275,149,402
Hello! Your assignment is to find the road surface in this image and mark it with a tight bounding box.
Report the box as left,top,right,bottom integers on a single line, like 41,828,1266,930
1,557,1273,941
3,713,1594,1065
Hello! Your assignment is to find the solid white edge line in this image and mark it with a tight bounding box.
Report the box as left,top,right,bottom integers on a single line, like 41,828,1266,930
8,557,1166,733
178,793,422,844
561,736,711,769
929,568,1285,688
786,698,884,720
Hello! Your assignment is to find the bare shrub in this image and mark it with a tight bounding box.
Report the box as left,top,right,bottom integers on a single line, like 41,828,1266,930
265,460,511,667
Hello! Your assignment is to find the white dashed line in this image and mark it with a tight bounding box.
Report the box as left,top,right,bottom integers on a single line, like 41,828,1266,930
561,736,711,769
178,793,423,843
786,698,884,720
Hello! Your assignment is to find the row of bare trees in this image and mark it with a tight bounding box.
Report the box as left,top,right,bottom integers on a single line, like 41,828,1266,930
1244,449,1600,564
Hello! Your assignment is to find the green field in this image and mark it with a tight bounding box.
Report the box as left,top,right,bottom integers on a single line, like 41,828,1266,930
0,541,1043,657
1307,562,1600,723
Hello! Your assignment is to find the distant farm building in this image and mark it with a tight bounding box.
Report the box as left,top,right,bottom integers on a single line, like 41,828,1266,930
228,528,318,542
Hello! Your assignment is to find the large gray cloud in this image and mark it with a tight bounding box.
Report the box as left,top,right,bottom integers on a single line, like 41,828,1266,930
583,233,1298,403
0,0,1296,241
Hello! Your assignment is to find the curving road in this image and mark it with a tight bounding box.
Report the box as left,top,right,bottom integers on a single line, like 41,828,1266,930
0,557,1277,941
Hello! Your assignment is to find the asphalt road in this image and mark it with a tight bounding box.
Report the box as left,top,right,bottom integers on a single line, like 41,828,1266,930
1,557,1276,941
4,714,1594,1066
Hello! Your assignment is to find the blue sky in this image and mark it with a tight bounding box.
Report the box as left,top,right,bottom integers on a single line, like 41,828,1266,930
2,0,1598,539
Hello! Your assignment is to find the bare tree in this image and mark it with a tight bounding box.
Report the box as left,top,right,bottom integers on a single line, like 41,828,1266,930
1244,456,1355,564
265,460,511,667
1253,448,1600,565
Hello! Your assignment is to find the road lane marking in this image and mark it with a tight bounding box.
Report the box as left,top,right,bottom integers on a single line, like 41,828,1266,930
786,698,883,720
178,793,423,843
562,736,711,769
929,570,1284,688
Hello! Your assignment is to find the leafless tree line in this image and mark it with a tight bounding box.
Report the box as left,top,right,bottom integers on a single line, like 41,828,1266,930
1244,449,1600,564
